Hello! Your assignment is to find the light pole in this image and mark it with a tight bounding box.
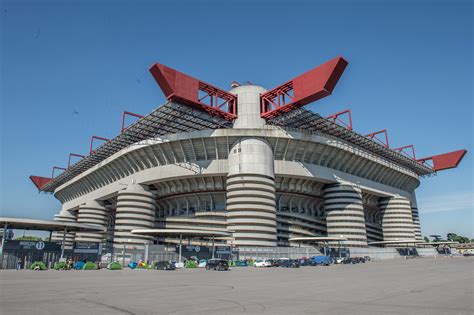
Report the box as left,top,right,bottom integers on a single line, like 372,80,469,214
178,234,183,264
60,227,67,260
122,243,126,267
211,235,215,259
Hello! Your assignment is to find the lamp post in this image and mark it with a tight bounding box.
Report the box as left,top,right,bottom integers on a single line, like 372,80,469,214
60,227,67,260
178,234,183,264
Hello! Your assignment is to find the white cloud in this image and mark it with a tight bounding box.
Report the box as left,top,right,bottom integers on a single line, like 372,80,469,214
418,192,474,214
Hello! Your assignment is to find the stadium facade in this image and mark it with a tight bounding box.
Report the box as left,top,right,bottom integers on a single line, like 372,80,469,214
30,56,466,251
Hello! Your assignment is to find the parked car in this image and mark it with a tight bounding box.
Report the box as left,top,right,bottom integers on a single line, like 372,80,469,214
298,259,317,266
279,259,300,268
311,255,333,266
206,259,229,271
154,261,176,270
254,259,272,267
198,259,207,268
273,258,289,267
334,257,345,264
353,257,366,263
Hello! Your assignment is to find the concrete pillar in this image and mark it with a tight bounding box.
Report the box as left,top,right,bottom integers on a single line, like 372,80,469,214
226,138,277,246
113,183,156,250
75,200,108,244
323,183,368,247
51,210,77,249
379,196,415,243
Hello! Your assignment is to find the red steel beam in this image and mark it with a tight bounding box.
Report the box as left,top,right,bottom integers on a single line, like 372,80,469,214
52,166,66,178
68,153,86,168
29,175,53,190
149,63,237,120
90,136,110,154
394,145,416,160
365,129,389,148
417,149,467,171
261,56,348,119
121,111,144,132
326,109,353,130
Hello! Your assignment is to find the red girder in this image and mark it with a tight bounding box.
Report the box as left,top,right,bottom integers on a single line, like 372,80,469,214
261,56,348,119
326,109,353,130
68,153,85,168
52,166,66,178
90,136,110,154
29,176,53,190
365,129,389,148
121,111,144,132
149,63,237,121
394,145,416,160
417,149,467,171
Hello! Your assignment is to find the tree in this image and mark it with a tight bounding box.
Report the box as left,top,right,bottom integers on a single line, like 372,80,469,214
447,233,470,243
15,236,42,241
424,236,430,242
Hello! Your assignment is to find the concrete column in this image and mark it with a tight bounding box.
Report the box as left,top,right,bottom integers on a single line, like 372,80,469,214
51,210,77,249
379,196,415,243
75,200,108,244
227,138,277,247
323,183,368,247
113,183,156,250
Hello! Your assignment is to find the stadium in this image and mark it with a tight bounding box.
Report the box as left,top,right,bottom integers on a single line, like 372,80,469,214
30,56,466,254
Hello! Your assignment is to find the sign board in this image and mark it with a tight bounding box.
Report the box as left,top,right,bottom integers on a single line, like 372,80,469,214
73,242,102,254
3,240,61,252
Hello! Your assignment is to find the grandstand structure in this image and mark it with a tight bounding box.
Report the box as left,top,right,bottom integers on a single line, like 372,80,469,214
30,56,466,250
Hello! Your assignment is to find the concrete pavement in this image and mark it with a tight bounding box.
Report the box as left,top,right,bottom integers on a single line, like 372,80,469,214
1,257,472,314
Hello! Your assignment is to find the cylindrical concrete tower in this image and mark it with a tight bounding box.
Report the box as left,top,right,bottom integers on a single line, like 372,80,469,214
323,183,368,247
75,200,108,243
410,193,422,241
231,85,267,129
379,196,415,242
226,85,277,246
114,183,156,249
51,209,77,249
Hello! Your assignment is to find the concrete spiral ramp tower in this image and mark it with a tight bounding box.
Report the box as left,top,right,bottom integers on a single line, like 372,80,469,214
51,210,77,249
113,183,156,250
323,183,368,247
75,200,108,243
379,196,415,243
226,85,277,247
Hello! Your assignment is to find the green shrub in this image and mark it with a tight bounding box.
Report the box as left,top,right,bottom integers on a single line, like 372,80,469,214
185,260,197,268
30,261,46,270
82,262,97,270
107,262,122,270
54,261,67,270
229,260,236,267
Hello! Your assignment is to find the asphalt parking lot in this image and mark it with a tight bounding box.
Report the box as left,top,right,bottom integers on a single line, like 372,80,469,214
1,257,472,314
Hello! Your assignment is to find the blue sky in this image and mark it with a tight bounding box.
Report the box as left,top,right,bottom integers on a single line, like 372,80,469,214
1,0,472,239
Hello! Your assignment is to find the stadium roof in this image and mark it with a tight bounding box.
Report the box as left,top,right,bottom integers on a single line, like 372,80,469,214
33,103,437,194
268,108,435,176
0,217,106,232
35,102,232,192
131,228,231,237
